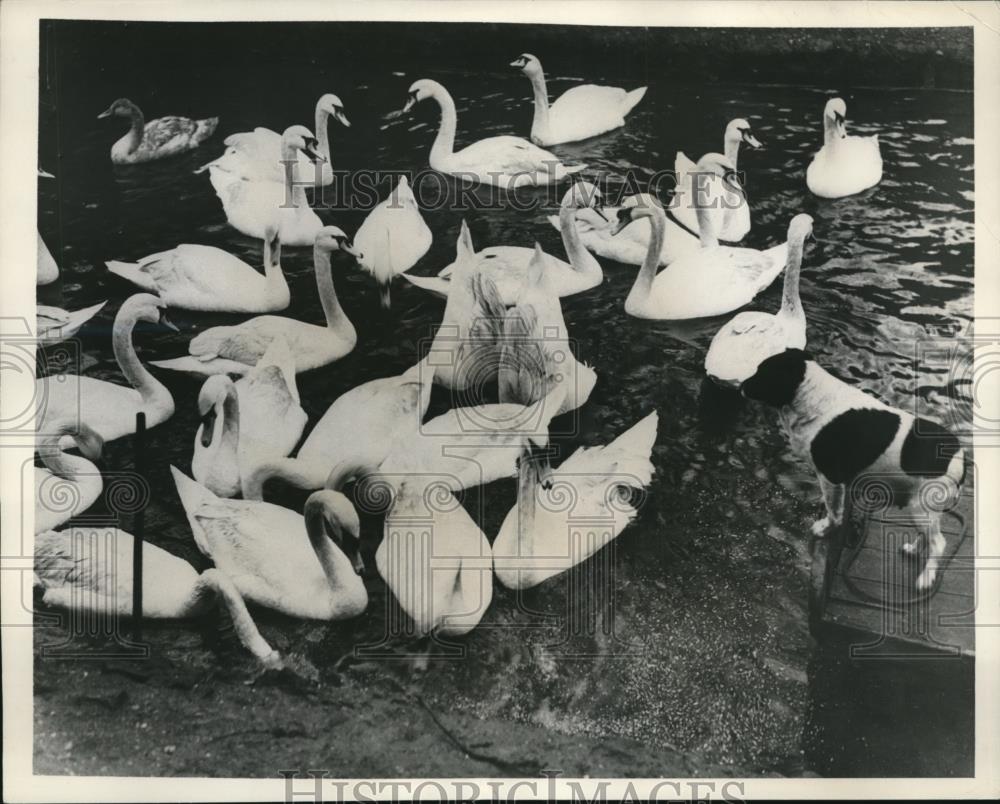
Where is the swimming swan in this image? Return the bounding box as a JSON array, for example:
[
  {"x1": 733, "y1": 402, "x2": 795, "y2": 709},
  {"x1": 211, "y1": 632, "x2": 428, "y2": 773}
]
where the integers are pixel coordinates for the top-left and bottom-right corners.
[
  {"x1": 498, "y1": 243, "x2": 597, "y2": 416},
  {"x1": 34, "y1": 422, "x2": 104, "y2": 534},
  {"x1": 511, "y1": 53, "x2": 646, "y2": 146},
  {"x1": 36, "y1": 301, "x2": 107, "y2": 343},
  {"x1": 151, "y1": 227, "x2": 361, "y2": 377},
  {"x1": 35, "y1": 294, "x2": 176, "y2": 443},
  {"x1": 354, "y1": 176, "x2": 432, "y2": 308},
  {"x1": 224, "y1": 94, "x2": 349, "y2": 185},
  {"x1": 615, "y1": 159, "x2": 788, "y2": 320},
  {"x1": 97, "y1": 98, "x2": 218, "y2": 164},
  {"x1": 493, "y1": 411, "x2": 658, "y2": 590},
  {"x1": 197, "y1": 125, "x2": 326, "y2": 246},
  {"x1": 704, "y1": 214, "x2": 813, "y2": 387},
  {"x1": 34, "y1": 528, "x2": 281, "y2": 666},
  {"x1": 105, "y1": 229, "x2": 289, "y2": 313},
  {"x1": 192, "y1": 337, "x2": 307, "y2": 498},
  {"x1": 672, "y1": 118, "x2": 762, "y2": 242},
  {"x1": 806, "y1": 98, "x2": 883, "y2": 198},
  {"x1": 400, "y1": 79, "x2": 586, "y2": 189},
  {"x1": 405, "y1": 182, "x2": 605, "y2": 304},
  {"x1": 172, "y1": 467, "x2": 368, "y2": 621},
  {"x1": 241, "y1": 359, "x2": 434, "y2": 499}
]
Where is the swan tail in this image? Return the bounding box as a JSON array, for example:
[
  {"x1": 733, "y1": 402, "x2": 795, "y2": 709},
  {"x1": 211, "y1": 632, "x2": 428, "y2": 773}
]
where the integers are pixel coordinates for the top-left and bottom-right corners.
[
  {"x1": 105, "y1": 261, "x2": 159, "y2": 292},
  {"x1": 622, "y1": 86, "x2": 648, "y2": 116},
  {"x1": 150, "y1": 356, "x2": 251, "y2": 378},
  {"x1": 401, "y1": 273, "x2": 450, "y2": 299},
  {"x1": 255, "y1": 335, "x2": 299, "y2": 402},
  {"x1": 470, "y1": 270, "x2": 507, "y2": 341},
  {"x1": 379, "y1": 282, "x2": 392, "y2": 309},
  {"x1": 604, "y1": 411, "x2": 658, "y2": 487},
  {"x1": 49, "y1": 301, "x2": 108, "y2": 339},
  {"x1": 170, "y1": 466, "x2": 218, "y2": 556}
]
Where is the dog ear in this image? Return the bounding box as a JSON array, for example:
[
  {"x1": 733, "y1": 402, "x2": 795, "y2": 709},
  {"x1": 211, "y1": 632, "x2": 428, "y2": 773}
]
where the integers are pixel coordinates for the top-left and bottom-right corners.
[{"x1": 739, "y1": 348, "x2": 809, "y2": 406}]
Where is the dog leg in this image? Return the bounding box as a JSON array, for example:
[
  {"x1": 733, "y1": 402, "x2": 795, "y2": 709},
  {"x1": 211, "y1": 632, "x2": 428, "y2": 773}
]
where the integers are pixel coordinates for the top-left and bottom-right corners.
[
  {"x1": 916, "y1": 518, "x2": 947, "y2": 591},
  {"x1": 812, "y1": 476, "x2": 845, "y2": 537}
]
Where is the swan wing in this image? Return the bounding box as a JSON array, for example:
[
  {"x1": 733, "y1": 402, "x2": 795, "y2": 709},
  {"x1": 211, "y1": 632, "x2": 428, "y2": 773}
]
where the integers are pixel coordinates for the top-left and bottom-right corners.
[{"x1": 453, "y1": 136, "x2": 562, "y2": 175}]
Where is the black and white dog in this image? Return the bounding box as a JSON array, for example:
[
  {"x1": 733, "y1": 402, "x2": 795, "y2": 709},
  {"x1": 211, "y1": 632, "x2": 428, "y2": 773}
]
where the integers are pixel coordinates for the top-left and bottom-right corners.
[{"x1": 740, "y1": 348, "x2": 965, "y2": 590}]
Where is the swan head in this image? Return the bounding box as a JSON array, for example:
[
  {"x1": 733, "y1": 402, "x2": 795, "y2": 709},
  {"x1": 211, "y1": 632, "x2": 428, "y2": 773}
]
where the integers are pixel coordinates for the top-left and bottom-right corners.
[
  {"x1": 282, "y1": 125, "x2": 325, "y2": 164},
  {"x1": 726, "y1": 118, "x2": 763, "y2": 149},
  {"x1": 118, "y1": 293, "x2": 178, "y2": 331},
  {"x1": 695, "y1": 152, "x2": 742, "y2": 195},
  {"x1": 402, "y1": 79, "x2": 443, "y2": 113},
  {"x1": 824, "y1": 97, "x2": 847, "y2": 124},
  {"x1": 788, "y1": 213, "x2": 814, "y2": 244},
  {"x1": 315, "y1": 225, "x2": 362, "y2": 260},
  {"x1": 611, "y1": 194, "x2": 664, "y2": 235},
  {"x1": 305, "y1": 489, "x2": 364, "y2": 574},
  {"x1": 196, "y1": 375, "x2": 235, "y2": 448},
  {"x1": 97, "y1": 98, "x2": 136, "y2": 120},
  {"x1": 317, "y1": 94, "x2": 350, "y2": 127},
  {"x1": 510, "y1": 53, "x2": 542, "y2": 76},
  {"x1": 561, "y1": 181, "x2": 602, "y2": 212}
]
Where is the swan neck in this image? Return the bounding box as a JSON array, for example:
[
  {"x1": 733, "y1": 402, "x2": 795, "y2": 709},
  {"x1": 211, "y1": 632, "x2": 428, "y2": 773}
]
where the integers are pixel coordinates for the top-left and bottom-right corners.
[
  {"x1": 628, "y1": 207, "x2": 665, "y2": 305},
  {"x1": 191, "y1": 570, "x2": 277, "y2": 662},
  {"x1": 781, "y1": 236, "x2": 805, "y2": 318},
  {"x1": 38, "y1": 429, "x2": 94, "y2": 480},
  {"x1": 112, "y1": 310, "x2": 165, "y2": 402},
  {"x1": 217, "y1": 383, "x2": 241, "y2": 458},
  {"x1": 263, "y1": 236, "x2": 286, "y2": 291},
  {"x1": 823, "y1": 117, "x2": 844, "y2": 147},
  {"x1": 313, "y1": 246, "x2": 350, "y2": 331},
  {"x1": 694, "y1": 200, "x2": 719, "y2": 248},
  {"x1": 429, "y1": 87, "x2": 457, "y2": 163},
  {"x1": 242, "y1": 457, "x2": 325, "y2": 500},
  {"x1": 282, "y1": 140, "x2": 309, "y2": 205},
  {"x1": 304, "y1": 500, "x2": 357, "y2": 590},
  {"x1": 527, "y1": 70, "x2": 551, "y2": 141},
  {"x1": 126, "y1": 105, "x2": 145, "y2": 153},
  {"x1": 315, "y1": 105, "x2": 332, "y2": 161},
  {"x1": 326, "y1": 458, "x2": 373, "y2": 492},
  {"x1": 559, "y1": 204, "x2": 601, "y2": 278},
  {"x1": 723, "y1": 136, "x2": 740, "y2": 169}
]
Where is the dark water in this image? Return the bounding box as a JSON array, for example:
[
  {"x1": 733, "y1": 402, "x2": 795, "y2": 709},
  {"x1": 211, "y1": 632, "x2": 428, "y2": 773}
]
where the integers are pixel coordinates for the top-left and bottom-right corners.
[{"x1": 37, "y1": 23, "x2": 973, "y2": 774}]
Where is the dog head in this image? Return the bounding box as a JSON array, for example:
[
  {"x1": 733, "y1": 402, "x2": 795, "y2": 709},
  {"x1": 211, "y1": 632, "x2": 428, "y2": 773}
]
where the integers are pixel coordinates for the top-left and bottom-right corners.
[{"x1": 739, "y1": 348, "x2": 810, "y2": 407}]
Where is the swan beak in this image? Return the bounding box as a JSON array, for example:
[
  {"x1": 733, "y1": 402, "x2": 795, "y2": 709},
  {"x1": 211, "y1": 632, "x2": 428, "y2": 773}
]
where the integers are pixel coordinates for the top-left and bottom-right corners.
[
  {"x1": 593, "y1": 208, "x2": 609, "y2": 222},
  {"x1": 510, "y1": 59, "x2": 525, "y2": 68},
  {"x1": 97, "y1": 108, "x2": 113, "y2": 120},
  {"x1": 160, "y1": 314, "x2": 180, "y2": 332},
  {"x1": 340, "y1": 239, "x2": 362, "y2": 259},
  {"x1": 38, "y1": 168, "x2": 55, "y2": 179},
  {"x1": 193, "y1": 157, "x2": 221, "y2": 174},
  {"x1": 744, "y1": 131, "x2": 763, "y2": 149},
  {"x1": 834, "y1": 112, "x2": 846, "y2": 125},
  {"x1": 303, "y1": 140, "x2": 326, "y2": 164},
  {"x1": 334, "y1": 109, "x2": 351, "y2": 128},
  {"x1": 401, "y1": 98, "x2": 416, "y2": 114},
  {"x1": 610, "y1": 208, "x2": 633, "y2": 236}
]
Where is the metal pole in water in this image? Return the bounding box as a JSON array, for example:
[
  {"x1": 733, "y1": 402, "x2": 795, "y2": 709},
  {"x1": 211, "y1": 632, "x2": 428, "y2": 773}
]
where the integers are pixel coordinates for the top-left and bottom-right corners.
[{"x1": 132, "y1": 411, "x2": 146, "y2": 640}]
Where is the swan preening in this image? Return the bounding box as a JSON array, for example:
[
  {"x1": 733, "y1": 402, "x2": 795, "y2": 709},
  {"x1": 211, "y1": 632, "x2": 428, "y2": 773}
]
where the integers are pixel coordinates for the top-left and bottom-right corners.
[
  {"x1": 354, "y1": 176, "x2": 432, "y2": 308},
  {"x1": 35, "y1": 294, "x2": 176, "y2": 444},
  {"x1": 806, "y1": 98, "x2": 883, "y2": 198},
  {"x1": 34, "y1": 421, "x2": 104, "y2": 534},
  {"x1": 98, "y1": 98, "x2": 218, "y2": 164},
  {"x1": 401, "y1": 79, "x2": 586, "y2": 188},
  {"x1": 197, "y1": 125, "x2": 326, "y2": 245},
  {"x1": 106, "y1": 230, "x2": 289, "y2": 313},
  {"x1": 405, "y1": 182, "x2": 605, "y2": 304},
  {"x1": 705, "y1": 214, "x2": 813, "y2": 386},
  {"x1": 151, "y1": 226, "x2": 360, "y2": 376},
  {"x1": 224, "y1": 93, "x2": 349, "y2": 185},
  {"x1": 34, "y1": 528, "x2": 281, "y2": 667},
  {"x1": 614, "y1": 156, "x2": 788, "y2": 320},
  {"x1": 511, "y1": 53, "x2": 647, "y2": 146}
]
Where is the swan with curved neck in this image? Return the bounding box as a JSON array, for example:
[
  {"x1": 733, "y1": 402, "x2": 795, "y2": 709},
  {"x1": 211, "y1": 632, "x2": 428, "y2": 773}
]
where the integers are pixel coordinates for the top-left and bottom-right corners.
[
  {"x1": 34, "y1": 529, "x2": 281, "y2": 668},
  {"x1": 192, "y1": 336, "x2": 307, "y2": 498},
  {"x1": 97, "y1": 97, "x2": 218, "y2": 164},
  {"x1": 672, "y1": 118, "x2": 762, "y2": 242},
  {"x1": 34, "y1": 421, "x2": 104, "y2": 533},
  {"x1": 613, "y1": 155, "x2": 789, "y2": 321},
  {"x1": 172, "y1": 467, "x2": 367, "y2": 621},
  {"x1": 224, "y1": 94, "x2": 349, "y2": 185},
  {"x1": 198, "y1": 125, "x2": 326, "y2": 246},
  {"x1": 151, "y1": 227, "x2": 361, "y2": 377},
  {"x1": 404, "y1": 182, "x2": 604, "y2": 305},
  {"x1": 400, "y1": 79, "x2": 586, "y2": 189},
  {"x1": 806, "y1": 98, "x2": 882, "y2": 198},
  {"x1": 35, "y1": 294, "x2": 176, "y2": 443},
  {"x1": 704, "y1": 214, "x2": 813, "y2": 386},
  {"x1": 105, "y1": 228, "x2": 289, "y2": 313},
  {"x1": 510, "y1": 53, "x2": 647, "y2": 147}
]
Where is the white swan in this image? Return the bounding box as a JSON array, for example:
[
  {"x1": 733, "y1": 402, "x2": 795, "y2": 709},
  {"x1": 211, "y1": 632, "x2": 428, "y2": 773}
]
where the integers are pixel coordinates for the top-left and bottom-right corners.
[
  {"x1": 197, "y1": 125, "x2": 325, "y2": 246},
  {"x1": 37, "y1": 169, "x2": 58, "y2": 285},
  {"x1": 34, "y1": 528, "x2": 280, "y2": 667},
  {"x1": 151, "y1": 227, "x2": 360, "y2": 377},
  {"x1": 223, "y1": 94, "x2": 349, "y2": 185},
  {"x1": 672, "y1": 118, "x2": 762, "y2": 242},
  {"x1": 806, "y1": 98, "x2": 883, "y2": 198},
  {"x1": 354, "y1": 176, "x2": 432, "y2": 307},
  {"x1": 35, "y1": 294, "x2": 176, "y2": 443},
  {"x1": 241, "y1": 359, "x2": 433, "y2": 499},
  {"x1": 192, "y1": 337, "x2": 307, "y2": 498},
  {"x1": 511, "y1": 53, "x2": 647, "y2": 146},
  {"x1": 172, "y1": 467, "x2": 368, "y2": 621},
  {"x1": 36, "y1": 301, "x2": 107, "y2": 343},
  {"x1": 705, "y1": 214, "x2": 813, "y2": 387},
  {"x1": 105, "y1": 230, "x2": 289, "y2": 313},
  {"x1": 498, "y1": 243, "x2": 597, "y2": 415},
  {"x1": 615, "y1": 161, "x2": 788, "y2": 320},
  {"x1": 405, "y1": 182, "x2": 605, "y2": 304},
  {"x1": 34, "y1": 422, "x2": 103, "y2": 533},
  {"x1": 97, "y1": 98, "x2": 218, "y2": 164},
  {"x1": 493, "y1": 411, "x2": 657, "y2": 590},
  {"x1": 401, "y1": 79, "x2": 586, "y2": 189}
]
